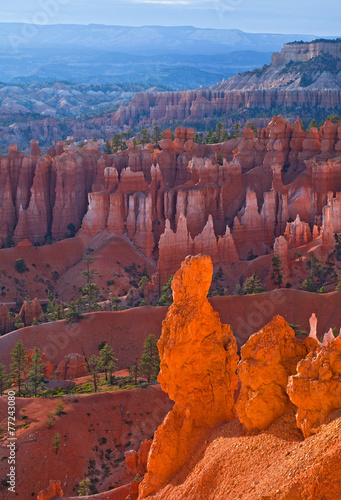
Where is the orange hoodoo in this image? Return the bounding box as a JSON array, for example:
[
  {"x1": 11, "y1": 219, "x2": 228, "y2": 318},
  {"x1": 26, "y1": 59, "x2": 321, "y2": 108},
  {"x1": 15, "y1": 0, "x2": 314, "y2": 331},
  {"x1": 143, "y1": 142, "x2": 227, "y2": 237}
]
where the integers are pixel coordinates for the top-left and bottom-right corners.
[{"x1": 139, "y1": 255, "x2": 239, "y2": 498}]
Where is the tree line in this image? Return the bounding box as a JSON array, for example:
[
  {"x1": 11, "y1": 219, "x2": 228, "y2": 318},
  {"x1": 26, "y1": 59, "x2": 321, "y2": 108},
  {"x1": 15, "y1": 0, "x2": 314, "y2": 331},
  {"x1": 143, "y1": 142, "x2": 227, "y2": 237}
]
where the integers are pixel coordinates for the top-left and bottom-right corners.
[{"x1": 0, "y1": 334, "x2": 160, "y2": 397}]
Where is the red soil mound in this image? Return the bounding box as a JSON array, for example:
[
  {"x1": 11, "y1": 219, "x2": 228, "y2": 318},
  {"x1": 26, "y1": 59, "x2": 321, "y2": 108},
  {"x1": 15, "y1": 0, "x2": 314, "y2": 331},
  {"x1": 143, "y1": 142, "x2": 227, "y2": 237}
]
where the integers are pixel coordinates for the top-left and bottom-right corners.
[
  {"x1": 0, "y1": 232, "x2": 155, "y2": 305},
  {"x1": 0, "y1": 307, "x2": 167, "y2": 370},
  {"x1": 0, "y1": 385, "x2": 172, "y2": 500}
]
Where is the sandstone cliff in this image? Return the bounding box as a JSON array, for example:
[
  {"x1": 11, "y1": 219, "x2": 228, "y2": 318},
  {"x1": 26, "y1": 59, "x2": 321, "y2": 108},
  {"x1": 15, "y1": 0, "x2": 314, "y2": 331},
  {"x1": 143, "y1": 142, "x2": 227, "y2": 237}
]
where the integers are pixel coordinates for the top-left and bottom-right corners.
[{"x1": 1, "y1": 116, "x2": 341, "y2": 289}]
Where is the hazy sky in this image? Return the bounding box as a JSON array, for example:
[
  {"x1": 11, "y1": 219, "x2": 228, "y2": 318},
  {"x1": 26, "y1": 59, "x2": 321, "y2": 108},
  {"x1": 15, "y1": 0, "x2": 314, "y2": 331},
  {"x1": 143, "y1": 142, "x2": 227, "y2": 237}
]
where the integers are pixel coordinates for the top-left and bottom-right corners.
[{"x1": 2, "y1": 0, "x2": 340, "y2": 36}]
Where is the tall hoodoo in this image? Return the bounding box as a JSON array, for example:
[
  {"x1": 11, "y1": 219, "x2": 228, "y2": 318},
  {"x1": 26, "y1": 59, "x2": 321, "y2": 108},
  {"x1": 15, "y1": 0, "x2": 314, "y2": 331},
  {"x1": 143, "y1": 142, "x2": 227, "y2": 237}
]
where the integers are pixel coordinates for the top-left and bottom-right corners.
[{"x1": 139, "y1": 255, "x2": 239, "y2": 498}]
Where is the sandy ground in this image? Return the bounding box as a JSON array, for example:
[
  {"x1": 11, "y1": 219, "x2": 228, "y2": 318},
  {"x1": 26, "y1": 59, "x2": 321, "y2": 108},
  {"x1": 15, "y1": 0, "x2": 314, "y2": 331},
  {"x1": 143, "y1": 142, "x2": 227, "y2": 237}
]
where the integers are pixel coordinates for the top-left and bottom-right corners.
[{"x1": 148, "y1": 405, "x2": 341, "y2": 500}]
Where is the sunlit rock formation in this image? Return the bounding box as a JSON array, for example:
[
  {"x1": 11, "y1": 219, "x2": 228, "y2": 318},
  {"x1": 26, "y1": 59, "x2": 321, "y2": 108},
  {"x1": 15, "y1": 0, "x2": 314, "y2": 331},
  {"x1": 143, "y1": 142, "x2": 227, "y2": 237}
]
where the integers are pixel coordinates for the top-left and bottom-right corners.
[
  {"x1": 287, "y1": 336, "x2": 341, "y2": 438},
  {"x1": 139, "y1": 255, "x2": 239, "y2": 497},
  {"x1": 236, "y1": 316, "x2": 312, "y2": 432}
]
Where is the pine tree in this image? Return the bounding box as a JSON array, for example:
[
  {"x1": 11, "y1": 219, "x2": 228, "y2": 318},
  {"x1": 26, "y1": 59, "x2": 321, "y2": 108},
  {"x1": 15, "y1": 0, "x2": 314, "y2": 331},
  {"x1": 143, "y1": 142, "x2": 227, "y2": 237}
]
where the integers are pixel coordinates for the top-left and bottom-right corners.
[
  {"x1": 55, "y1": 399, "x2": 65, "y2": 416},
  {"x1": 139, "y1": 335, "x2": 160, "y2": 382},
  {"x1": 242, "y1": 274, "x2": 266, "y2": 295},
  {"x1": 307, "y1": 118, "x2": 318, "y2": 130},
  {"x1": 53, "y1": 433, "x2": 61, "y2": 454},
  {"x1": 158, "y1": 275, "x2": 174, "y2": 306},
  {"x1": 140, "y1": 129, "x2": 150, "y2": 146},
  {"x1": 111, "y1": 134, "x2": 123, "y2": 153},
  {"x1": 129, "y1": 356, "x2": 139, "y2": 385},
  {"x1": 82, "y1": 282, "x2": 100, "y2": 312},
  {"x1": 215, "y1": 122, "x2": 223, "y2": 142},
  {"x1": 138, "y1": 275, "x2": 149, "y2": 298},
  {"x1": 88, "y1": 355, "x2": 102, "y2": 392},
  {"x1": 217, "y1": 152, "x2": 224, "y2": 166},
  {"x1": 232, "y1": 122, "x2": 242, "y2": 138},
  {"x1": 65, "y1": 300, "x2": 84, "y2": 321},
  {"x1": 104, "y1": 139, "x2": 112, "y2": 154},
  {"x1": 99, "y1": 344, "x2": 117, "y2": 381},
  {"x1": 0, "y1": 363, "x2": 8, "y2": 396},
  {"x1": 10, "y1": 340, "x2": 28, "y2": 397},
  {"x1": 152, "y1": 125, "x2": 162, "y2": 144},
  {"x1": 271, "y1": 254, "x2": 284, "y2": 288},
  {"x1": 82, "y1": 253, "x2": 95, "y2": 285},
  {"x1": 28, "y1": 347, "x2": 45, "y2": 397},
  {"x1": 78, "y1": 478, "x2": 91, "y2": 496}
]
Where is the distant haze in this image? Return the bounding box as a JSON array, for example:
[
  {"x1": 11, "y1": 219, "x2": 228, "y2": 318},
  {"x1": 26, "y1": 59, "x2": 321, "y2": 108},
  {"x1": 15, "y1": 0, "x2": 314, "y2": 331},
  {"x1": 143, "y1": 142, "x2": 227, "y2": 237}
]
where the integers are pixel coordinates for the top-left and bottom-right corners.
[
  {"x1": 1, "y1": 0, "x2": 340, "y2": 36},
  {"x1": 0, "y1": 24, "x2": 324, "y2": 55},
  {"x1": 0, "y1": 25, "x2": 336, "y2": 86}
]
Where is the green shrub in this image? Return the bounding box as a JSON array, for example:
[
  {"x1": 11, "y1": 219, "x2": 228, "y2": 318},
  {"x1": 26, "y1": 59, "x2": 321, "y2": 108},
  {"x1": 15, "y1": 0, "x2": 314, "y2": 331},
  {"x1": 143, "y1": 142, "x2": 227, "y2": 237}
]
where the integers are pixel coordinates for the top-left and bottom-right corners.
[
  {"x1": 53, "y1": 433, "x2": 61, "y2": 454},
  {"x1": 15, "y1": 258, "x2": 27, "y2": 273},
  {"x1": 45, "y1": 413, "x2": 55, "y2": 428},
  {"x1": 55, "y1": 400, "x2": 65, "y2": 416}
]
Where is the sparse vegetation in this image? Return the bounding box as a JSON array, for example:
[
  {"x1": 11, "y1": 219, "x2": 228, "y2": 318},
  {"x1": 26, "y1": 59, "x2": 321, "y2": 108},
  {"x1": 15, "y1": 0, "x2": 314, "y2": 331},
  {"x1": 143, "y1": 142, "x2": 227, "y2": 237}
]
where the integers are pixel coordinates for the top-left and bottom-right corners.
[
  {"x1": 88, "y1": 355, "x2": 102, "y2": 392},
  {"x1": 99, "y1": 344, "x2": 117, "y2": 383},
  {"x1": 10, "y1": 340, "x2": 28, "y2": 397},
  {"x1": 15, "y1": 258, "x2": 27, "y2": 274},
  {"x1": 78, "y1": 478, "x2": 91, "y2": 496},
  {"x1": 55, "y1": 400, "x2": 65, "y2": 416},
  {"x1": 52, "y1": 433, "x2": 61, "y2": 454},
  {"x1": 242, "y1": 274, "x2": 266, "y2": 295},
  {"x1": 139, "y1": 335, "x2": 160, "y2": 382},
  {"x1": 0, "y1": 364, "x2": 8, "y2": 396},
  {"x1": 271, "y1": 254, "x2": 284, "y2": 288},
  {"x1": 301, "y1": 257, "x2": 335, "y2": 293},
  {"x1": 27, "y1": 347, "x2": 45, "y2": 397},
  {"x1": 45, "y1": 413, "x2": 56, "y2": 428},
  {"x1": 158, "y1": 275, "x2": 174, "y2": 306}
]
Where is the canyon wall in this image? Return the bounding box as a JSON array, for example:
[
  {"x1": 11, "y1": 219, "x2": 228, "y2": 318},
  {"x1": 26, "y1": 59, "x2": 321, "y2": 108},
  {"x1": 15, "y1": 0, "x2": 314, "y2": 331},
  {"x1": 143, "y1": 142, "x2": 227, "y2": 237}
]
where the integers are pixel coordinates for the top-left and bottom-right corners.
[
  {"x1": 1, "y1": 117, "x2": 341, "y2": 286},
  {"x1": 111, "y1": 89, "x2": 341, "y2": 130},
  {"x1": 272, "y1": 40, "x2": 341, "y2": 65}
]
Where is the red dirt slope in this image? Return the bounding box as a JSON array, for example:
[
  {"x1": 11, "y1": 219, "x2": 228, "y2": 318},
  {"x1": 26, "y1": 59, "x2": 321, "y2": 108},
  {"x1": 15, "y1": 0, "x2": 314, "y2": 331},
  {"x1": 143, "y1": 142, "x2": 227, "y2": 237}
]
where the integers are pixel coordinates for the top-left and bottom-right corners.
[
  {"x1": 0, "y1": 232, "x2": 155, "y2": 304},
  {"x1": 0, "y1": 385, "x2": 172, "y2": 500}
]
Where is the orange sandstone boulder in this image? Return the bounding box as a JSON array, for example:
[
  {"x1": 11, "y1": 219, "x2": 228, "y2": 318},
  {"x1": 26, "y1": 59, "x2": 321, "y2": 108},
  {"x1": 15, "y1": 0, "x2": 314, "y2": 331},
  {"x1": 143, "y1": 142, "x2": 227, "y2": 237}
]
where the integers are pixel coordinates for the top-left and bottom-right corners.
[
  {"x1": 139, "y1": 255, "x2": 239, "y2": 498},
  {"x1": 18, "y1": 298, "x2": 43, "y2": 326},
  {"x1": 37, "y1": 479, "x2": 63, "y2": 500},
  {"x1": 125, "y1": 439, "x2": 152, "y2": 477},
  {"x1": 236, "y1": 315, "x2": 311, "y2": 432},
  {"x1": 287, "y1": 337, "x2": 341, "y2": 438},
  {"x1": 56, "y1": 353, "x2": 88, "y2": 380}
]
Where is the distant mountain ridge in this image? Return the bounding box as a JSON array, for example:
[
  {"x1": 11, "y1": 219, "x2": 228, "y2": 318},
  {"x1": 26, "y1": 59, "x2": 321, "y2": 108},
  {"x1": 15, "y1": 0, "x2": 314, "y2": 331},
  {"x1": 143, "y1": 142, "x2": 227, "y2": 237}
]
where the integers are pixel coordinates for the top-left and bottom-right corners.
[
  {"x1": 0, "y1": 24, "x2": 321, "y2": 55},
  {"x1": 0, "y1": 24, "x2": 334, "y2": 88},
  {"x1": 0, "y1": 35, "x2": 340, "y2": 150}
]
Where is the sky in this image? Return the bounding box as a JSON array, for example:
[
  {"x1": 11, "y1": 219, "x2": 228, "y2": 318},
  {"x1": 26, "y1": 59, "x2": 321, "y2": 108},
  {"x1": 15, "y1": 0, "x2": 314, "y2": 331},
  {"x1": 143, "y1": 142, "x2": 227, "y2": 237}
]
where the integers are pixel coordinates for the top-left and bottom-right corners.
[{"x1": 1, "y1": 0, "x2": 340, "y2": 36}]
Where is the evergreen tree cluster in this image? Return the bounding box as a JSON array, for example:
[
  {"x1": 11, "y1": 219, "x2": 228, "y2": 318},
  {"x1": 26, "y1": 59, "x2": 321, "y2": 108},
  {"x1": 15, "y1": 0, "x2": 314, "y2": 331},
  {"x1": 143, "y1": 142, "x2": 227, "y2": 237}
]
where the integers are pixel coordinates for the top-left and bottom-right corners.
[{"x1": 1, "y1": 334, "x2": 160, "y2": 397}]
